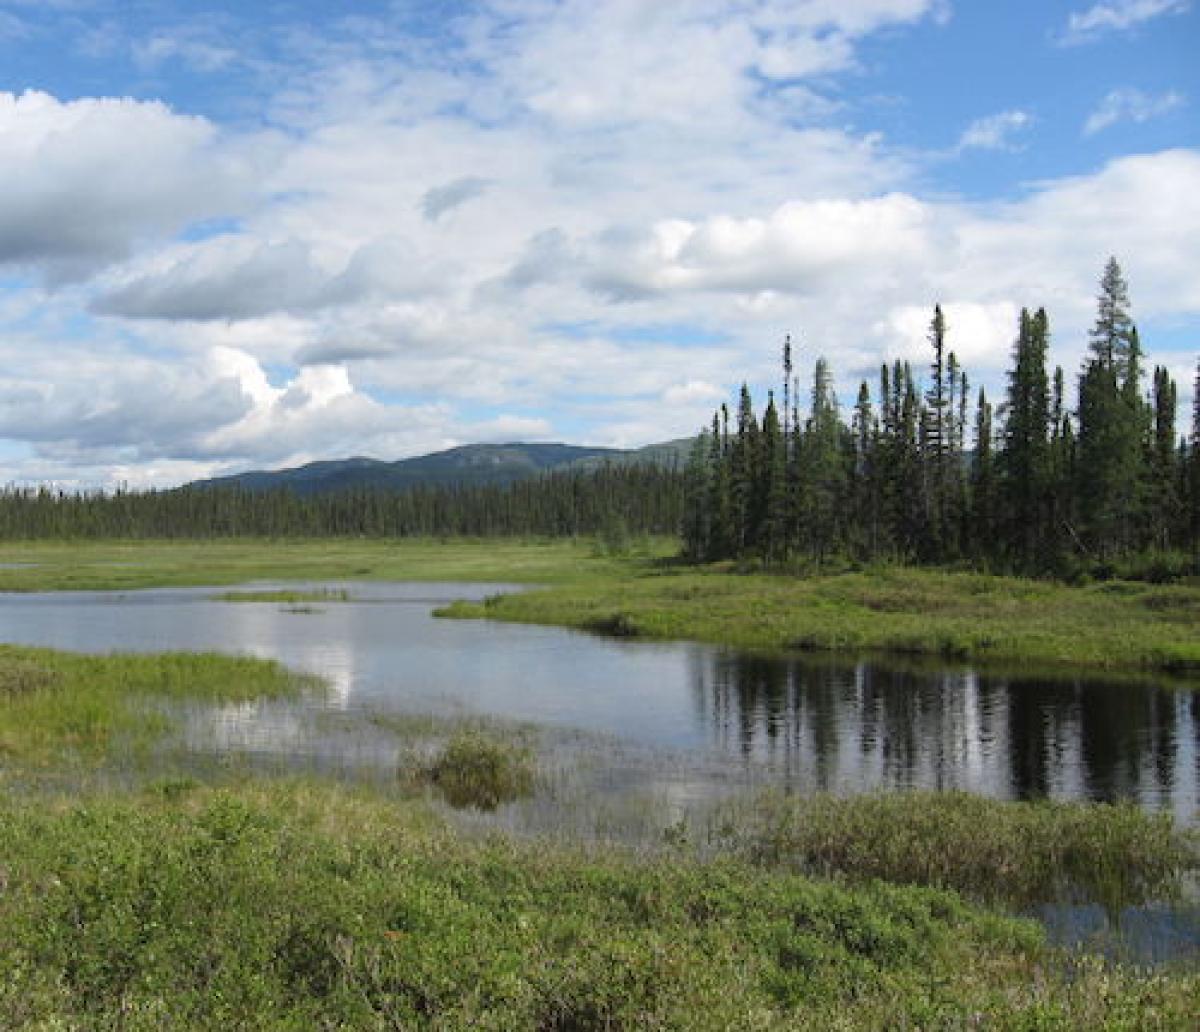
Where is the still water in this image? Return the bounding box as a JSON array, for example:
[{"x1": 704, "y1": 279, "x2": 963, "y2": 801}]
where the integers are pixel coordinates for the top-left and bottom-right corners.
[{"x1": 0, "y1": 581, "x2": 1195, "y2": 822}]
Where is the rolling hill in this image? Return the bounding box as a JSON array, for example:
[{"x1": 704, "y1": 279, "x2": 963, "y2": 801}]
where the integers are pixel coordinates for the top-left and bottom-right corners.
[{"x1": 188, "y1": 440, "x2": 692, "y2": 496}]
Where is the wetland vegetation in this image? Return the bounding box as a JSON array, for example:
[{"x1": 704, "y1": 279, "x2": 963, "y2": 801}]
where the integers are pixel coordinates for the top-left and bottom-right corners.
[{"x1": 3, "y1": 537, "x2": 1198, "y2": 676}]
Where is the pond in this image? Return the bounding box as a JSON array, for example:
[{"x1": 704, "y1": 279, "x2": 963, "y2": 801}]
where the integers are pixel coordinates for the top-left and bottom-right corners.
[
  {"x1": 1, "y1": 581, "x2": 1194, "y2": 815},
  {"x1": 1, "y1": 580, "x2": 1196, "y2": 962}
]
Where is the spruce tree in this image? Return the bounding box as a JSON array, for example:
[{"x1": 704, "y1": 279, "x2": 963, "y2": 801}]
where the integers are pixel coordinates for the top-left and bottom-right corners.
[
  {"x1": 923, "y1": 305, "x2": 951, "y2": 549},
  {"x1": 1149, "y1": 365, "x2": 1178, "y2": 549},
  {"x1": 1076, "y1": 258, "x2": 1145, "y2": 557},
  {"x1": 1000, "y1": 308, "x2": 1051, "y2": 567},
  {"x1": 970, "y1": 387, "x2": 995, "y2": 559}
]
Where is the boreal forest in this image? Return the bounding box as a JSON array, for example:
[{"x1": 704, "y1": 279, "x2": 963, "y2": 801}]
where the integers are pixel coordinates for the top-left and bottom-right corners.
[{"x1": 2, "y1": 258, "x2": 1198, "y2": 579}]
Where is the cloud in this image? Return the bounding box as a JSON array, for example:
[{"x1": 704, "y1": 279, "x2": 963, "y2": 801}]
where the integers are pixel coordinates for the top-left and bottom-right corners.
[
  {"x1": 93, "y1": 236, "x2": 451, "y2": 320},
  {"x1": 0, "y1": 90, "x2": 263, "y2": 281},
  {"x1": 1083, "y1": 88, "x2": 1185, "y2": 135},
  {"x1": 421, "y1": 177, "x2": 490, "y2": 221},
  {"x1": 1061, "y1": 0, "x2": 1190, "y2": 44},
  {"x1": 957, "y1": 110, "x2": 1032, "y2": 152},
  {"x1": 0, "y1": 3, "x2": 1196, "y2": 488},
  {"x1": 575, "y1": 194, "x2": 934, "y2": 299},
  {"x1": 133, "y1": 33, "x2": 237, "y2": 72}
]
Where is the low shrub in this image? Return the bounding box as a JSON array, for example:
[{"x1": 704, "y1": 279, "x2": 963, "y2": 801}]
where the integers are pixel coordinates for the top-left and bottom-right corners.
[{"x1": 425, "y1": 732, "x2": 535, "y2": 810}]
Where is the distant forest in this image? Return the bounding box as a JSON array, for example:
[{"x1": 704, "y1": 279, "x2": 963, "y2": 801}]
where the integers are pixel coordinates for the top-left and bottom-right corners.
[
  {"x1": 0, "y1": 464, "x2": 683, "y2": 542},
  {"x1": 2, "y1": 258, "x2": 1198, "y2": 576},
  {"x1": 682, "y1": 258, "x2": 1200, "y2": 575}
]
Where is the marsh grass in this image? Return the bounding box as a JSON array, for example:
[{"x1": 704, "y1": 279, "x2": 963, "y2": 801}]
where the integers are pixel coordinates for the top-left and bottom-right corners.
[
  {"x1": 423, "y1": 730, "x2": 536, "y2": 810},
  {"x1": 0, "y1": 780, "x2": 1195, "y2": 1030},
  {"x1": 445, "y1": 562, "x2": 1200, "y2": 676},
  {"x1": 719, "y1": 790, "x2": 1199, "y2": 912},
  {"x1": 216, "y1": 588, "x2": 350, "y2": 603},
  {"x1": 0, "y1": 646, "x2": 318, "y2": 765}
]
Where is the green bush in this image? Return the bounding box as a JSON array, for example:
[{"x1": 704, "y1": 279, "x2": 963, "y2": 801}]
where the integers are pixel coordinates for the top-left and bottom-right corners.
[
  {"x1": 0, "y1": 786, "x2": 1195, "y2": 1030},
  {"x1": 425, "y1": 732, "x2": 535, "y2": 810}
]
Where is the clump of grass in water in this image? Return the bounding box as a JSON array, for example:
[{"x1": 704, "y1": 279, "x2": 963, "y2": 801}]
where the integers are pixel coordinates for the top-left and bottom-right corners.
[
  {"x1": 424, "y1": 731, "x2": 535, "y2": 810},
  {"x1": 215, "y1": 588, "x2": 350, "y2": 604}
]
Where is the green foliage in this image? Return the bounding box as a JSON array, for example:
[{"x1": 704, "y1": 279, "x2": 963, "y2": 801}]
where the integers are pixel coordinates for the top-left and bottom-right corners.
[
  {"x1": 0, "y1": 646, "x2": 313, "y2": 763},
  {"x1": 0, "y1": 784, "x2": 1194, "y2": 1030},
  {"x1": 732, "y1": 791, "x2": 1197, "y2": 911},
  {"x1": 424, "y1": 731, "x2": 536, "y2": 810}
]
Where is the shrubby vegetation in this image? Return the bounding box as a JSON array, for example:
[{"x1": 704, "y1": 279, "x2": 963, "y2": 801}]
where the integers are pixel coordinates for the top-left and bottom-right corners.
[
  {"x1": 0, "y1": 783, "x2": 1196, "y2": 1030},
  {"x1": 424, "y1": 730, "x2": 536, "y2": 810}
]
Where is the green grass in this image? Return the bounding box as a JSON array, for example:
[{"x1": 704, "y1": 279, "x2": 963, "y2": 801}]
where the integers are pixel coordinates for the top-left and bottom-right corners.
[
  {"x1": 0, "y1": 537, "x2": 673, "y2": 592},
  {"x1": 440, "y1": 561, "x2": 1200, "y2": 676},
  {"x1": 423, "y1": 730, "x2": 536, "y2": 810},
  {"x1": 719, "y1": 790, "x2": 1198, "y2": 912},
  {"x1": 2, "y1": 538, "x2": 1197, "y2": 673},
  {"x1": 0, "y1": 781, "x2": 1195, "y2": 1031},
  {"x1": 0, "y1": 645, "x2": 317, "y2": 765}
]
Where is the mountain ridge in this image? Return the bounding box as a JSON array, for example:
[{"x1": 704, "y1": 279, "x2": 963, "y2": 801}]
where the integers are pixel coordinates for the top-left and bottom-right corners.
[{"x1": 187, "y1": 439, "x2": 692, "y2": 496}]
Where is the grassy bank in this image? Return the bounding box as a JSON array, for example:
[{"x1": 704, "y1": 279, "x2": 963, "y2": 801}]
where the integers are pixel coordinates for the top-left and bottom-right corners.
[
  {"x1": 3, "y1": 538, "x2": 1198, "y2": 673},
  {"x1": 439, "y1": 559, "x2": 1200, "y2": 675},
  {"x1": 0, "y1": 645, "x2": 316, "y2": 766},
  {"x1": 0, "y1": 781, "x2": 1195, "y2": 1031}
]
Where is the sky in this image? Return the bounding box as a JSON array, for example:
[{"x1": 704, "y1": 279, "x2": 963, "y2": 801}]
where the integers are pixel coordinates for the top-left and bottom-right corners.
[{"x1": 0, "y1": 0, "x2": 1197, "y2": 488}]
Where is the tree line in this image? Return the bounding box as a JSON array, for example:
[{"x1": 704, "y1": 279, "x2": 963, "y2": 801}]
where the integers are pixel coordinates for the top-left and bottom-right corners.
[
  {"x1": 0, "y1": 464, "x2": 684, "y2": 541},
  {"x1": 682, "y1": 258, "x2": 1200, "y2": 574}
]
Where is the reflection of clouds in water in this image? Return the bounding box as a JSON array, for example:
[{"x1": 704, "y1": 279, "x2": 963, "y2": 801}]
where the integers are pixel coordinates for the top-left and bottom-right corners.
[
  {"x1": 184, "y1": 699, "x2": 308, "y2": 753},
  {"x1": 0, "y1": 584, "x2": 1193, "y2": 822},
  {"x1": 210, "y1": 598, "x2": 359, "y2": 710}
]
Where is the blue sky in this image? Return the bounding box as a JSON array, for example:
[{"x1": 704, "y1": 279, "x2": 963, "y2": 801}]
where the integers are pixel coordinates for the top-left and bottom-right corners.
[{"x1": 0, "y1": 0, "x2": 1197, "y2": 486}]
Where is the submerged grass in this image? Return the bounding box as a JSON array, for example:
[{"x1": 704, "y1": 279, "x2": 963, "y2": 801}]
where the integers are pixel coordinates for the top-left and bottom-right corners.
[
  {"x1": 215, "y1": 587, "x2": 350, "y2": 603},
  {"x1": 0, "y1": 645, "x2": 317, "y2": 765},
  {"x1": 0, "y1": 780, "x2": 1196, "y2": 1031}
]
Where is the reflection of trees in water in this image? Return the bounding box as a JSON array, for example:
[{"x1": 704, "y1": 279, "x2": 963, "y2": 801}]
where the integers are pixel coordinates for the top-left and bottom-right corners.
[
  {"x1": 1005, "y1": 676, "x2": 1183, "y2": 806},
  {"x1": 694, "y1": 651, "x2": 1191, "y2": 809}
]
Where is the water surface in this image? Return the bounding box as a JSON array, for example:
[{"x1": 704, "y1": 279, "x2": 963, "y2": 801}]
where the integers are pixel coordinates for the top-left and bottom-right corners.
[{"x1": 0, "y1": 581, "x2": 1195, "y2": 819}]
